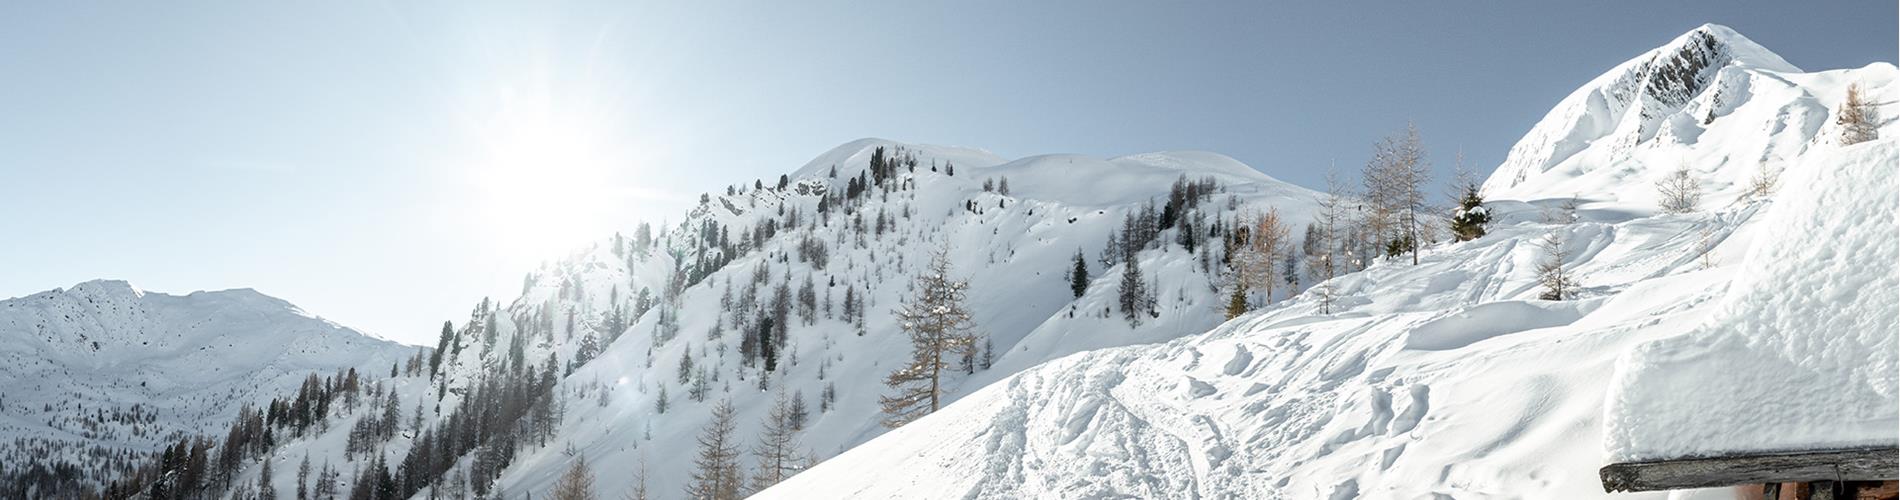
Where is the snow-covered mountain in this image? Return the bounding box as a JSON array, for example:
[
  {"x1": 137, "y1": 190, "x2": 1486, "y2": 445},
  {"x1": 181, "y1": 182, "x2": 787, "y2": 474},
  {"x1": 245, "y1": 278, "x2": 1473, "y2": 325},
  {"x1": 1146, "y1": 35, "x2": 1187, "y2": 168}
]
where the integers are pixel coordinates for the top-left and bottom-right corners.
[
  {"x1": 0, "y1": 280, "x2": 416, "y2": 488},
  {"x1": 761, "y1": 24, "x2": 1898, "y2": 499},
  {"x1": 192, "y1": 135, "x2": 1329, "y2": 499},
  {"x1": 77, "y1": 22, "x2": 1893, "y2": 500},
  {"x1": 1486, "y1": 24, "x2": 1871, "y2": 211}
]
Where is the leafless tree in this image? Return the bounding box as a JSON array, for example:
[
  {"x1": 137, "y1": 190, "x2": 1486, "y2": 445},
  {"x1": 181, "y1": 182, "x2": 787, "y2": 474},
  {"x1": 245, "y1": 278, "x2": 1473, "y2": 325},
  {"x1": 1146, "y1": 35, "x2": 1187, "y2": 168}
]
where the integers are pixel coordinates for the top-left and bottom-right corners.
[
  {"x1": 1656, "y1": 165, "x2": 1702, "y2": 214},
  {"x1": 1838, "y1": 82, "x2": 1880, "y2": 145}
]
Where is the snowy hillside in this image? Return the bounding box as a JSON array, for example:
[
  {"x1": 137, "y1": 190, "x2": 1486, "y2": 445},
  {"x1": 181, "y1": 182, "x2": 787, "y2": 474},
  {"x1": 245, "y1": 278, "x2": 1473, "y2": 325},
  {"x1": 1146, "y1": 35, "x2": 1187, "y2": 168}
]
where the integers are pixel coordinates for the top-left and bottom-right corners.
[
  {"x1": 762, "y1": 25, "x2": 1898, "y2": 499},
  {"x1": 197, "y1": 136, "x2": 1330, "y2": 499},
  {"x1": 0, "y1": 280, "x2": 416, "y2": 490}
]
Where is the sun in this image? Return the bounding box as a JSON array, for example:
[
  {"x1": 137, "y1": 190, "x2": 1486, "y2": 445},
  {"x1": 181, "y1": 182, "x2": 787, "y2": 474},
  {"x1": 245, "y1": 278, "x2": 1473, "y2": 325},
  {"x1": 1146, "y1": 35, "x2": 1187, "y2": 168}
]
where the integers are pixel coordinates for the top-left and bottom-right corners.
[{"x1": 472, "y1": 89, "x2": 620, "y2": 265}]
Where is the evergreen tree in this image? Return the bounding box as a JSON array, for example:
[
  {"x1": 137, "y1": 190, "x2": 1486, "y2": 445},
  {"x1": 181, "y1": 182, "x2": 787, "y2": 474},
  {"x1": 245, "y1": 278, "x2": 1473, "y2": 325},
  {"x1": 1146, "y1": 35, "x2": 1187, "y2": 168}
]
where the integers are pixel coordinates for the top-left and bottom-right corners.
[
  {"x1": 1069, "y1": 248, "x2": 1090, "y2": 299},
  {"x1": 677, "y1": 350, "x2": 695, "y2": 385},
  {"x1": 258, "y1": 457, "x2": 278, "y2": 500},
  {"x1": 655, "y1": 384, "x2": 670, "y2": 414},
  {"x1": 1225, "y1": 284, "x2": 1248, "y2": 320},
  {"x1": 430, "y1": 321, "x2": 452, "y2": 376},
  {"x1": 1449, "y1": 182, "x2": 1489, "y2": 241},
  {"x1": 881, "y1": 247, "x2": 979, "y2": 427},
  {"x1": 1118, "y1": 255, "x2": 1148, "y2": 326},
  {"x1": 297, "y1": 453, "x2": 312, "y2": 500},
  {"x1": 686, "y1": 400, "x2": 745, "y2": 500}
]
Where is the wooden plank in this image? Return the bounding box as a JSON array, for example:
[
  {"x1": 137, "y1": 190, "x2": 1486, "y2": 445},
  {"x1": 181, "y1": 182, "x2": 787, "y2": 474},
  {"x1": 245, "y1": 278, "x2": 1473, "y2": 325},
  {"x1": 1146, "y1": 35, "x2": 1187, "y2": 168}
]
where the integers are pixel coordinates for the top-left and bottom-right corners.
[{"x1": 1600, "y1": 448, "x2": 1899, "y2": 492}]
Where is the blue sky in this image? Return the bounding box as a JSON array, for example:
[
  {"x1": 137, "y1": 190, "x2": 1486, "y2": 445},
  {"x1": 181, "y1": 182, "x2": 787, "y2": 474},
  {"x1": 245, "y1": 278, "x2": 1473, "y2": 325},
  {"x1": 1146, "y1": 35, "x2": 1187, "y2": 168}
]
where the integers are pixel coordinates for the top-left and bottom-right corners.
[{"x1": 1, "y1": 2, "x2": 1892, "y2": 345}]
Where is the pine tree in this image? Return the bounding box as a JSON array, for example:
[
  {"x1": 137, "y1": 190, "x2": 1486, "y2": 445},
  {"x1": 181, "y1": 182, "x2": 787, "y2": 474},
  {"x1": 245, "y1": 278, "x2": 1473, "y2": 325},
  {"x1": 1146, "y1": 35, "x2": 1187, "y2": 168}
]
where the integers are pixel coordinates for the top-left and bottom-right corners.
[
  {"x1": 1449, "y1": 182, "x2": 1489, "y2": 241},
  {"x1": 686, "y1": 400, "x2": 745, "y2": 500},
  {"x1": 677, "y1": 350, "x2": 694, "y2": 385},
  {"x1": 1224, "y1": 283, "x2": 1248, "y2": 320},
  {"x1": 297, "y1": 452, "x2": 312, "y2": 500},
  {"x1": 881, "y1": 247, "x2": 979, "y2": 428},
  {"x1": 315, "y1": 461, "x2": 340, "y2": 500},
  {"x1": 1068, "y1": 248, "x2": 1090, "y2": 299},
  {"x1": 788, "y1": 391, "x2": 809, "y2": 431},
  {"x1": 1118, "y1": 255, "x2": 1148, "y2": 326},
  {"x1": 1838, "y1": 82, "x2": 1880, "y2": 145},
  {"x1": 749, "y1": 391, "x2": 808, "y2": 493},
  {"x1": 550, "y1": 456, "x2": 596, "y2": 500},
  {"x1": 258, "y1": 457, "x2": 278, "y2": 500},
  {"x1": 655, "y1": 385, "x2": 670, "y2": 414},
  {"x1": 430, "y1": 321, "x2": 452, "y2": 376}
]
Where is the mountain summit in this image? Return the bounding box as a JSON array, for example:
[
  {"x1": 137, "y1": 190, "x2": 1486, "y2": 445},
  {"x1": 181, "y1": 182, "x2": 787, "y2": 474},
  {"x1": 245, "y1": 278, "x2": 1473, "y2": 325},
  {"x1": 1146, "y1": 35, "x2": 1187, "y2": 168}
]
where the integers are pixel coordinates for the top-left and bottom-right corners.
[{"x1": 1482, "y1": 24, "x2": 1859, "y2": 208}]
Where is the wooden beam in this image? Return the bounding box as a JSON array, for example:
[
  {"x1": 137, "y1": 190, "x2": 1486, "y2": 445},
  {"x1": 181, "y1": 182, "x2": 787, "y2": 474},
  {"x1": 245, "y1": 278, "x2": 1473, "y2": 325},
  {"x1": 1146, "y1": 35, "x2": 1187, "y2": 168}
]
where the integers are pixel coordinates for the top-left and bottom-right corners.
[{"x1": 1600, "y1": 447, "x2": 1899, "y2": 492}]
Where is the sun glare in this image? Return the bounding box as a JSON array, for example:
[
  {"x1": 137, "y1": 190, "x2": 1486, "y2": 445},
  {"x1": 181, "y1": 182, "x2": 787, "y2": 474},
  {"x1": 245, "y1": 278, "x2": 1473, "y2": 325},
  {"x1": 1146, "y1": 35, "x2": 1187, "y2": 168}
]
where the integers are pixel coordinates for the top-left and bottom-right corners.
[{"x1": 473, "y1": 89, "x2": 619, "y2": 265}]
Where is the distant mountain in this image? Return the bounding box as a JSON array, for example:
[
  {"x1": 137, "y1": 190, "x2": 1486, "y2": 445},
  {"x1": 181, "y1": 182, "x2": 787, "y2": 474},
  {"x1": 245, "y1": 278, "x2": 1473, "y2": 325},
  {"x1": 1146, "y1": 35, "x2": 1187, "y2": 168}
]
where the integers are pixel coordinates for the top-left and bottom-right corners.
[
  {"x1": 763, "y1": 24, "x2": 1898, "y2": 498},
  {"x1": 0, "y1": 280, "x2": 416, "y2": 490}
]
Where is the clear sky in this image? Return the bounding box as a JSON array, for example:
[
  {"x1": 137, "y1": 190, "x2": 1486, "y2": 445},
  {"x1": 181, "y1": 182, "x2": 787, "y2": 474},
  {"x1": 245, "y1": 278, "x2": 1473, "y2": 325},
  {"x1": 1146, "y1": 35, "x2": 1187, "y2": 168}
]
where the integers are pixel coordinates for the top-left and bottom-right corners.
[{"x1": 1, "y1": 2, "x2": 1892, "y2": 345}]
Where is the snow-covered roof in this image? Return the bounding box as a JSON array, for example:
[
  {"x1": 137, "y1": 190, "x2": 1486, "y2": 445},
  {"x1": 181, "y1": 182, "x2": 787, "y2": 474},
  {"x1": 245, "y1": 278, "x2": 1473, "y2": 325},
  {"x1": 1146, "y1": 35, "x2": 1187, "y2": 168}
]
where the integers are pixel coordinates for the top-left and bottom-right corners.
[{"x1": 1602, "y1": 139, "x2": 1899, "y2": 463}]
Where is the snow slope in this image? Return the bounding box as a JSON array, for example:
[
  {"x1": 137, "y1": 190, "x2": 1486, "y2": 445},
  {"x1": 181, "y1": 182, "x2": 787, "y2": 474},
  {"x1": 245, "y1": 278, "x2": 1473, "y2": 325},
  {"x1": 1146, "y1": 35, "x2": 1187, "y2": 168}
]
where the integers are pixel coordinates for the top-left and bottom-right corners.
[
  {"x1": 486, "y1": 142, "x2": 1326, "y2": 498},
  {"x1": 763, "y1": 25, "x2": 1898, "y2": 499},
  {"x1": 1604, "y1": 139, "x2": 1898, "y2": 462},
  {"x1": 0, "y1": 280, "x2": 416, "y2": 474}
]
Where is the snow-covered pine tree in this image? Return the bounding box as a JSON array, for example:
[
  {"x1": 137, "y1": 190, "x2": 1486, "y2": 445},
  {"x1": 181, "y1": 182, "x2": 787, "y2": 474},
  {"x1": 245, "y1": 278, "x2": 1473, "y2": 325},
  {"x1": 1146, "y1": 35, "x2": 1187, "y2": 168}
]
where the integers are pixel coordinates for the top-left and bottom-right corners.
[
  {"x1": 686, "y1": 400, "x2": 744, "y2": 500},
  {"x1": 880, "y1": 247, "x2": 979, "y2": 428},
  {"x1": 1449, "y1": 182, "x2": 1489, "y2": 241}
]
